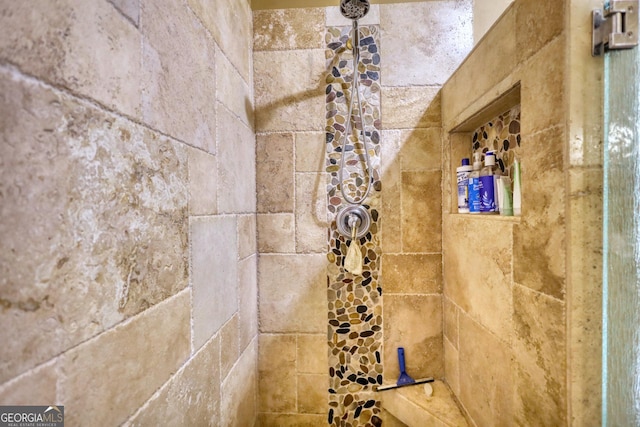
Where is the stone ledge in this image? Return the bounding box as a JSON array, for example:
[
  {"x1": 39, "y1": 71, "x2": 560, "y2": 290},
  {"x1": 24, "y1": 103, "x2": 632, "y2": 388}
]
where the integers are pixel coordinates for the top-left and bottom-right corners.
[{"x1": 380, "y1": 380, "x2": 470, "y2": 427}]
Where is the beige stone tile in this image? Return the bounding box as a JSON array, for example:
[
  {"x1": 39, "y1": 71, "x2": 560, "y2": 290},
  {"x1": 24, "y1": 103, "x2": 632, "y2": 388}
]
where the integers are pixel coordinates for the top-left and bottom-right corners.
[
  {"x1": 0, "y1": 0, "x2": 141, "y2": 118},
  {"x1": 442, "y1": 132, "x2": 453, "y2": 214},
  {"x1": 188, "y1": 0, "x2": 252, "y2": 82},
  {"x1": 215, "y1": 46, "x2": 253, "y2": 129},
  {"x1": 514, "y1": 126, "x2": 565, "y2": 300},
  {"x1": 238, "y1": 214, "x2": 257, "y2": 259},
  {"x1": 60, "y1": 291, "x2": 190, "y2": 427},
  {"x1": 253, "y1": 8, "x2": 325, "y2": 51},
  {"x1": 381, "y1": 130, "x2": 402, "y2": 253},
  {"x1": 326, "y1": 5, "x2": 380, "y2": 26},
  {"x1": 217, "y1": 105, "x2": 256, "y2": 214},
  {"x1": 382, "y1": 380, "x2": 469, "y2": 427},
  {"x1": 257, "y1": 213, "x2": 296, "y2": 253},
  {"x1": 520, "y1": 124, "x2": 565, "y2": 215},
  {"x1": 296, "y1": 132, "x2": 326, "y2": 173},
  {"x1": 443, "y1": 297, "x2": 458, "y2": 347},
  {"x1": 519, "y1": 36, "x2": 566, "y2": 135},
  {"x1": 238, "y1": 256, "x2": 258, "y2": 352},
  {"x1": 258, "y1": 255, "x2": 326, "y2": 333},
  {"x1": 444, "y1": 337, "x2": 460, "y2": 398},
  {"x1": 441, "y1": 6, "x2": 516, "y2": 125},
  {"x1": 0, "y1": 73, "x2": 188, "y2": 382},
  {"x1": 0, "y1": 361, "x2": 57, "y2": 405},
  {"x1": 381, "y1": 130, "x2": 402, "y2": 177},
  {"x1": 126, "y1": 334, "x2": 220, "y2": 426},
  {"x1": 296, "y1": 173, "x2": 329, "y2": 253},
  {"x1": 473, "y1": 0, "x2": 513, "y2": 42},
  {"x1": 380, "y1": 2, "x2": 473, "y2": 86},
  {"x1": 458, "y1": 313, "x2": 513, "y2": 426},
  {"x1": 383, "y1": 295, "x2": 443, "y2": 381},
  {"x1": 383, "y1": 254, "x2": 442, "y2": 294},
  {"x1": 297, "y1": 334, "x2": 327, "y2": 375},
  {"x1": 298, "y1": 373, "x2": 327, "y2": 414},
  {"x1": 382, "y1": 87, "x2": 441, "y2": 130},
  {"x1": 512, "y1": 285, "x2": 566, "y2": 426},
  {"x1": 568, "y1": 0, "x2": 604, "y2": 168},
  {"x1": 402, "y1": 171, "x2": 442, "y2": 253},
  {"x1": 141, "y1": 0, "x2": 216, "y2": 151},
  {"x1": 443, "y1": 215, "x2": 513, "y2": 341},
  {"x1": 259, "y1": 413, "x2": 326, "y2": 427},
  {"x1": 109, "y1": 0, "x2": 139, "y2": 24},
  {"x1": 220, "y1": 314, "x2": 240, "y2": 381},
  {"x1": 254, "y1": 50, "x2": 325, "y2": 132},
  {"x1": 515, "y1": 0, "x2": 564, "y2": 64},
  {"x1": 568, "y1": 167, "x2": 603, "y2": 424},
  {"x1": 400, "y1": 128, "x2": 442, "y2": 171},
  {"x1": 190, "y1": 216, "x2": 238, "y2": 350},
  {"x1": 188, "y1": 147, "x2": 217, "y2": 215},
  {"x1": 379, "y1": 410, "x2": 409, "y2": 427},
  {"x1": 257, "y1": 133, "x2": 294, "y2": 213},
  {"x1": 259, "y1": 334, "x2": 297, "y2": 413},
  {"x1": 221, "y1": 339, "x2": 258, "y2": 427}
]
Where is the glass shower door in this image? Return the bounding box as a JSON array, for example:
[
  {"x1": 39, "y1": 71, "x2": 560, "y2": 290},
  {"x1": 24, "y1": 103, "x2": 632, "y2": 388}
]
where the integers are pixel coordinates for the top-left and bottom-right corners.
[{"x1": 602, "y1": 36, "x2": 640, "y2": 426}]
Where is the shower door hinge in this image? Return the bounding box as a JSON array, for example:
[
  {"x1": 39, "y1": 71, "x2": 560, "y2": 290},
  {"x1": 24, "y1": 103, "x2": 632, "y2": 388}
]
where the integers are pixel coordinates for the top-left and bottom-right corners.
[{"x1": 592, "y1": 0, "x2": 639, "y2": 56}]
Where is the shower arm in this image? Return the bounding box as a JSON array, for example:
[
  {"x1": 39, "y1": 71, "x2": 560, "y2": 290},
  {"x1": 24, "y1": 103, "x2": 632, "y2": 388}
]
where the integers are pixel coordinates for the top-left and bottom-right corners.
[{"x1": 339, "y1": 19, "x2": 374, "y2": 206}]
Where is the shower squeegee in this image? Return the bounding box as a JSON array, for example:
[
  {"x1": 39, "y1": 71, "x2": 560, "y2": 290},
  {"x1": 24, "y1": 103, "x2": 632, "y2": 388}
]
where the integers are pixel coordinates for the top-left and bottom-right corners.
[{"x1": 376, "y1": 347, "x2": 434, "y2": 392}]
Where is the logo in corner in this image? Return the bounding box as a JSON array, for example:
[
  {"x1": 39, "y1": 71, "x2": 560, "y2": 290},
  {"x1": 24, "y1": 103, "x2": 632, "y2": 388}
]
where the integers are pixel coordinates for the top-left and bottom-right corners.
[{"x1": 0, "y1": 405, "x2": 64, "y2": 426}]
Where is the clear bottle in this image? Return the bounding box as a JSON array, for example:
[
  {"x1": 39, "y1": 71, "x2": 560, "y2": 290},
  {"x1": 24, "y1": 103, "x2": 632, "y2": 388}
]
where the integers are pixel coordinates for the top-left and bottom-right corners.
[
  {"x1": 479, "y1": 151, "x2": 500, "y2": 214},
  {"x1": 468, "y1": 152, "x2": 483, "y2": 214},
  {"x1": 512, "y1": 157, "x2": 522, "y2": 216}
]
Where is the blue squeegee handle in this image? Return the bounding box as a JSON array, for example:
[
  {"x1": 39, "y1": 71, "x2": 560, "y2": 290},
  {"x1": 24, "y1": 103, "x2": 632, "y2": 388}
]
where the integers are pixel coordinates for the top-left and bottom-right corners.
[{"x1": 398, "y1": 347, "x2": 407, "y2": 373}]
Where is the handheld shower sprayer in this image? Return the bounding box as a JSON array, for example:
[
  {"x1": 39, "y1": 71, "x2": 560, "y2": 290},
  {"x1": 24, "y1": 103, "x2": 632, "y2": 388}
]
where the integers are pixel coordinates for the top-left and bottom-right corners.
[{"x1": 337, "y1": 0, "x2": 373, "y2": 206}]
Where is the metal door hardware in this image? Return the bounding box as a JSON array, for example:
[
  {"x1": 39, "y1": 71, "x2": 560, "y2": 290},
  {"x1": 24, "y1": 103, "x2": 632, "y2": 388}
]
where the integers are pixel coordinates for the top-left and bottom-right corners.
[{"x1": 593, "y1": 0, "x2": 639, "y2": 56}]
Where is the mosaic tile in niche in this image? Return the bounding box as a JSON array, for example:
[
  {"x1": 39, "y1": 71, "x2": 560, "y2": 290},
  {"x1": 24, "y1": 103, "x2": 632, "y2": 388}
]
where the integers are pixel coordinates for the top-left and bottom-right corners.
[{"x1": 472, "y1": 105, "x2": 521, "y2": 174}]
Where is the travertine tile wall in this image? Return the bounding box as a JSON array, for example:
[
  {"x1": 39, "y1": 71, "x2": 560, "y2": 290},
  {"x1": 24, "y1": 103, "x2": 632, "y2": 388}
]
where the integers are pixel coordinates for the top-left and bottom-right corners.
[
  {"x1": 441, "y1": 0, "x2": 603, "y2": 425},
  {"x1": 253, "y1": 7, "x2": 329, "y2": 426},
  {"x1": 567, "y1": 0, "x2": 604, "y2": 424},
  {"x1": 254, "y1": 2, "x2": 472, "y2": 425},
  {"x1": 0, "y1": 0, "x2": 258, "y2": 425},
  {"x1": 379, "y1": 0, "x2": 472, "y2": 392}
]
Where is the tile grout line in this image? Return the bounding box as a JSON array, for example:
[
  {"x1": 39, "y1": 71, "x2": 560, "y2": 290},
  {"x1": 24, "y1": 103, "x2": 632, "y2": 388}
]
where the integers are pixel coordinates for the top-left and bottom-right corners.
[{"x1": 0, "y1": 61, "x2": 207, "y2": 152}]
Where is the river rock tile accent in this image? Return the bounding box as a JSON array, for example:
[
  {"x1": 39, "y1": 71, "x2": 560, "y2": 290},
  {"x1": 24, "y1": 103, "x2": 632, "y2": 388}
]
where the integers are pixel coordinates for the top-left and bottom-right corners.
[
  {"x1": 325, "y1": 25, "x2": 382, "y2": 209},
  {"x1": 472, "y1": 105, "x2": 521, "y2": 174},
  {"x1": 326, "y1": 25, "x2": 383, "y2": 427}
]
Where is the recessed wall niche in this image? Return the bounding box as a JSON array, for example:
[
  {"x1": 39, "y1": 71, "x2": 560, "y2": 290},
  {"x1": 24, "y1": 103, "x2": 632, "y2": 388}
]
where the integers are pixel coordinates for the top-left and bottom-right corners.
[{"x1": 448, "y1": 83, "x2": 521, "y2": 215}]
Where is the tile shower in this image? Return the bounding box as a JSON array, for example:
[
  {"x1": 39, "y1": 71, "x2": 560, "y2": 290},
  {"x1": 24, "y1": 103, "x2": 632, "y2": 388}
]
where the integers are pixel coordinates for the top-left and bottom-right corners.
[
  {"x1": 0, "y1": 0, "x2": 604, "y2": 425},
  {"x1": 256, "y1": 0, "x2": 603, "y2": 425},
  {"x1": 255, "y1": 3, "x2": 471, "y2": 425}
]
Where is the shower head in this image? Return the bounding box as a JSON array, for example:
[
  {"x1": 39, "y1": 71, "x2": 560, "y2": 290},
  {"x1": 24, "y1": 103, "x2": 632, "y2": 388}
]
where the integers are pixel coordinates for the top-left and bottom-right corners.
[{"x1": 340, "y1": 0, "x2": 370, "y2": 20}]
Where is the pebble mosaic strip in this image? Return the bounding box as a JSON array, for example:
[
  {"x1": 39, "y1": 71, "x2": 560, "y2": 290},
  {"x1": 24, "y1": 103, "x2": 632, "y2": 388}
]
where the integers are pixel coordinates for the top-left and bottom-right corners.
[
  {"x1": 326, "y1": 25, "x2": 383, "y2": 427},
  {"x1": 472, "y1": 105, "x2": 521, "y2": 175}
]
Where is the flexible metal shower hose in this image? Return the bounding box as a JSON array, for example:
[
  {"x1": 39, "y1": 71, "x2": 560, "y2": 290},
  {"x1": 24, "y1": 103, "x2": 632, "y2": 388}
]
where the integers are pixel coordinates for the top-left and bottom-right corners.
[{"x1": 339, "y1": 19, "x2": 373, "y2": 206}]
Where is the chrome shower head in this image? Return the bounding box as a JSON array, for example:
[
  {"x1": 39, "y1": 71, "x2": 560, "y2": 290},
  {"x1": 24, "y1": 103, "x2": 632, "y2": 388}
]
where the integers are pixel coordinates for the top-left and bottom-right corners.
[{"x1": 340, "y1": 0, "x2": 370, "y2": 20}]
